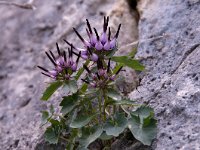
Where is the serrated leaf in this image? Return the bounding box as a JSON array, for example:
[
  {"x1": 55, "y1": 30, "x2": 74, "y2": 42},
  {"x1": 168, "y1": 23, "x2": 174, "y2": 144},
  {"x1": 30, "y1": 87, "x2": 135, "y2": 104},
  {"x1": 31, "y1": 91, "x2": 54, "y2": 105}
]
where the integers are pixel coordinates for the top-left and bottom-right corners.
[
  {"x1": 107, "y1": 88, "x2": 121, "y2": 101},
  {"x1": 41, "y1": 111, "x2": 49, "y2": 124},
  {"x1": 78, "y1": 125, "x2": 103, "y2": 148},
  {"x1": 60, "y1": 93, "x2": 79, "y2": 115},
  {"x1": 44, "y1": 126, "x2": 59, "y2": 144},
  {"x1": 128, "y1": 106, "x2": 157, "y2": 146},
  {"x1": 70, "y1": 113, "x2": 97, "y2": 128},
  {"x1": 41, "y1": 81, "x2": 63, "y2": 101},
  {"x1": 111, "y1": 56, "x2": 145, "y2": 71},
  {"x1": 63, "y1": 80, "x2": 78, "y2": 94},
  {"x1": 104, "y1": 113, "x2": 127, "y2": 137}
]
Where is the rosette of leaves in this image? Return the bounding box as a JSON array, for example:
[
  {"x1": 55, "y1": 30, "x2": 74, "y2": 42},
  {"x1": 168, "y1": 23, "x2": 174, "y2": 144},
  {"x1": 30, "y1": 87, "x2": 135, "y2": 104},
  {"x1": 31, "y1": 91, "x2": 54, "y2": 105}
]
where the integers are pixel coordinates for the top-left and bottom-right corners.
[{"x1": 38, "y1": 16, "x2": 157, "y2": 149}]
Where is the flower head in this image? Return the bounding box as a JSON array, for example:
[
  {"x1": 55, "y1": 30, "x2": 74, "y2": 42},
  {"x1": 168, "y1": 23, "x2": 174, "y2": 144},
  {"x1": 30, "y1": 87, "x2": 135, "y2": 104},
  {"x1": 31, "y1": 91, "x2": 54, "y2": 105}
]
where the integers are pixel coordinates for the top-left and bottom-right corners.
[
  {"x1": 64, "y1": 16, "x2": 121, "y2": 62},
  {"x1": 38, "y1": 43, "x2": 80, "y2": 80},
  {"x1": 81, "y1": 58, "x2": 123, "y2": 89}
]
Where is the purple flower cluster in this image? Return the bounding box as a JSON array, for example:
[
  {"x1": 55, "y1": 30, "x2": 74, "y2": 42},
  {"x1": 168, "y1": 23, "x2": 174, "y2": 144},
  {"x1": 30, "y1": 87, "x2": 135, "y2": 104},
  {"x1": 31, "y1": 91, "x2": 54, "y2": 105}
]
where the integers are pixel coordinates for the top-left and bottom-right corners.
[
  {"x1": 38, "y1": 43, "x2": 80, "y2": 80},
  {"x1": 81, "y1": 58, "x2": 123, "y2": 88},
  {"x1": 64, "y1": 16, "x2": 121, "y2": 62}
]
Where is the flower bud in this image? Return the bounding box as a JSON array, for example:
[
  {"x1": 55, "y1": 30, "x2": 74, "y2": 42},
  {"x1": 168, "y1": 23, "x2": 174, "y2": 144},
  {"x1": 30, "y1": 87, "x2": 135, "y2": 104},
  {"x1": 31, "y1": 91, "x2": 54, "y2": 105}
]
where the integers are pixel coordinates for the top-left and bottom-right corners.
[
  {"x1": 91, "y1": 53, "x2": 98, "y2": 62},
  {"x1": 95, "y1": 41, "x2": 103, "y2": 51},
  {"x1": 71, "y1": 63, "x2": 77, "y2": 71},
  {"x1": 81, "y1": 54, "x2": 88, "y2": 60},
  {"x1": 101, "y1": 32, "x2": 107, "y2": 44},
  {"x1": 103, "y1": 41, "x2": 110, "y2": 50}
]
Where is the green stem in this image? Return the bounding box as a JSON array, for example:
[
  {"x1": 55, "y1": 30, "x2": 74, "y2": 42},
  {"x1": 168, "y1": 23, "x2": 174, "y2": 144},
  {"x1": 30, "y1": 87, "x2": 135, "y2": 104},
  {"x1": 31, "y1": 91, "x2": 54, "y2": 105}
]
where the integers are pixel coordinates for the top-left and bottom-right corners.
[
  {"x1": 98, "y1": 91, "x2": 102, "y2": 122},
  {"x1": 103, "y1": 90, "x2": 107, "y2": 122}
]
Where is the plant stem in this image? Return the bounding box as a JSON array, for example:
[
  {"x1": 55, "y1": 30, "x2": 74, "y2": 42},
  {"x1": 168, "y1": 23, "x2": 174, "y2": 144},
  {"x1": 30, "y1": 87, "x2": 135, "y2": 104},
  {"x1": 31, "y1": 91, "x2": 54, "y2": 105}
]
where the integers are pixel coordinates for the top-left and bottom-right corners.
[
  {"x1": 98, "y1": 91, "x2": 102, "y2": 122},
  {"x1": 102, "y1": 90, "x2": 107, "y2": 122}
]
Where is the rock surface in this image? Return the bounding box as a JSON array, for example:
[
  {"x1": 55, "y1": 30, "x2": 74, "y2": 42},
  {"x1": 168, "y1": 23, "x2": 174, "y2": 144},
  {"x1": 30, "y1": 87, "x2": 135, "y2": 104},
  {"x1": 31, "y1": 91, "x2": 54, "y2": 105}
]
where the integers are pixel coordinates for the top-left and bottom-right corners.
[
  {"x1": 130, "y1": 0, "x2": 200, "y2": 149},
  {"x1": 1, "y1": 0, "x2": 200, "y2": 149},
  {"x1": 0, "y1": 0, "x2": 139, "y2": 149}
]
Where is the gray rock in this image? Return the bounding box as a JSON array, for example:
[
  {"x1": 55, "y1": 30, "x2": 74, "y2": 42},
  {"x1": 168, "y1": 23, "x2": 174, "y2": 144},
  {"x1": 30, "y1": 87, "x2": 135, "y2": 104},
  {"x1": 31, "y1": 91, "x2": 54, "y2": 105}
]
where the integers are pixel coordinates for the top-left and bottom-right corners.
[
  {"x1": 129, "y1": 0, "x2": 200, "y2": 149},
  {"x1": 0, "y1": 0, "x2": 139, "y2": 149}
]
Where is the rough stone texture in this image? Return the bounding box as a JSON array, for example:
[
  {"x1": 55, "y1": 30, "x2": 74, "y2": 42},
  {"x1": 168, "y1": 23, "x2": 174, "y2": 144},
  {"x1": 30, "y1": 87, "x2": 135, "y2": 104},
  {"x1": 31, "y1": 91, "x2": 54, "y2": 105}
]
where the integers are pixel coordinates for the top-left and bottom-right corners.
[
  {"x1": 0, "y1": 0, "x2": 138, "y2": 149},
  {"x1": 130, "y1": 0, "x2": 200, "y2": 149}
]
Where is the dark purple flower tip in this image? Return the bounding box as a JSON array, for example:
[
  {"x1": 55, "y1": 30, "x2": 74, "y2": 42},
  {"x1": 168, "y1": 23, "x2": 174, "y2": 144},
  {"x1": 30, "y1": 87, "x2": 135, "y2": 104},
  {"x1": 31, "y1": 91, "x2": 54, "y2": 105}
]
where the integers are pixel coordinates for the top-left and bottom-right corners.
[
  {"x1": 73, "y1": 27, "x2": 91, "y2": 48},
  {"x1": 45, "y1": 51, "x2": 56, "y2": 66},
  {"x1": 49, "y1": 50, "x2": 56, "y2": 61},
  {"x1": 110, "y1": 38, "x2": 116, "y2": 49},
  {"x1": 83, "y1": 65, "x2": 91, "y2": 74},
  {"x1": 71, "y1": 64, "x2": 77, "y2": 71},
  {"x1": 37, "y1": 66, "x2": 48, "y2": 72},
  {"x1": 56, "y1": 43, "x2": 61, "y2": 56},
  {"x1": 41, "y1": 72, "x2": 56, "y2": 79},
  {"x1": 115, "y1": 24, "x2": 121, "y2": 39},
  {"x1": 103, "y1": 16, "x2": 109, "y2": 32},
  {"x1": 93, "y1": 28, "x2": 100, "y2": 41},
  {"x1": 86, "y1": 19, "x2": 93, "y2": 34},
  {"x1": 107, "y1": 58, "x2": 111, "y2": 73},
  {"x1": 91, "y1": 53, "x2": 98, "y2": 62},
  {"x1": 95, "y1": 41, "x2": 103, "y2": 50},
  {"x1": 81, "y1": 79, "x2": 90, "y2": 84},
  {"x1": 101, "y1": 32, "x2": 107, "y2": 44},
  {"x1": 115, "y1": 66, "x2": 123, "y2": 75},
  {"x1": 103, "y1": 41, "x2": 110, "y2": 50}
]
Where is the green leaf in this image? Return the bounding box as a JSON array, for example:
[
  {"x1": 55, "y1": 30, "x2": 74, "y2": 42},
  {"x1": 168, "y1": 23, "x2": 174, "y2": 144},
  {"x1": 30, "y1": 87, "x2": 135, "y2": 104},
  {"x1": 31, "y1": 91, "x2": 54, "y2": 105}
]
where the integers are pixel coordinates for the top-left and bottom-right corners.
[
  {"x1": 128, "y1": 106, "x2": 157, "y2": 146},
  {"x1": 106, "y1": 98, "x2": 136, "y2": 106},
  {"x1": 104, "y1": 113, "x2": 127, "y2": 137},
  {"x1": 44, "y1": 126, "x2": 59, "y2": 144},
  {"x1": 63, "y1": 80, "x2": 78, "y2": 94},
  {"x1": 107, "y1": 88, "x2": 121, "y2": 101},
  {"x1": 60, "y1": 93, "x2": 79, "y2": 115},
  {"x1": 70, "y1": 113, "x2": 97, "y2": 128},
  {"x1": 99, "y1": 131, "x2": 113, "y2": 140},
  {"x1": 128, "y1": 47, "x2": 137, "y2": 58},
  {"x1": 78, "y1": 125, "x2": 103, "y2": 148},
  {"x1": 41, "y1": 81, "x2": 63, "y2": 101},
  {"x1": 131, "y1": 105, "x2": 154, "y2": 120},
  {"x1": 41, "y1": 111, "x2": 49, "y2": 124},
  {"x1": 111, "y1": 56, "x2": 145, "y2": 71},
  {"x1": 113, "y1": 64, "x2": 123, "y2": 74},
  {"x1": 80, "y1": 83, "x2": 88, "y2": 93}
]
